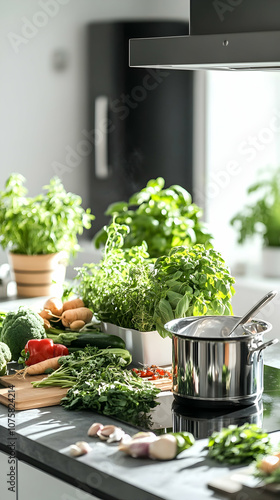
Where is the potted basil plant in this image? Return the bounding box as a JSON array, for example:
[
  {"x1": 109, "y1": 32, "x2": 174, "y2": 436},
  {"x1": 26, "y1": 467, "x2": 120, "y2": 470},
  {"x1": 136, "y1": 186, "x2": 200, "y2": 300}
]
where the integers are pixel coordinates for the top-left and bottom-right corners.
[
  {"x1": 94, "y1": 177, "x2": 213, "y2": 258},
  {"x1": 230, "y1": 167, "x2": 280, "y2": 277},
  {"x1": 72, "y1": 222, "x2": 235, "y2": 366},
  {"x1": 0, "y1": 174, "x2": 94, "y2": 297}
]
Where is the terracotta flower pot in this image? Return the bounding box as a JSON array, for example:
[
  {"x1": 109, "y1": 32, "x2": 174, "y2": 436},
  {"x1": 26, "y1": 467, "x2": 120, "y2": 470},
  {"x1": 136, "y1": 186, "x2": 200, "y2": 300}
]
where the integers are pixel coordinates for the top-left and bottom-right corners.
[{"x1": 8, "y1": 252, "x2": 67, "y2": 298}]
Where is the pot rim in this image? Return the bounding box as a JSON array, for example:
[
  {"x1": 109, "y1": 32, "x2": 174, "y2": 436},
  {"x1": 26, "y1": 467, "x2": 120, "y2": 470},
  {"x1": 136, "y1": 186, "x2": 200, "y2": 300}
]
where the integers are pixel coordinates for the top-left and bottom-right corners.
[{"x1": 165, "y1": 315, "x2": 272, "y2": 341}]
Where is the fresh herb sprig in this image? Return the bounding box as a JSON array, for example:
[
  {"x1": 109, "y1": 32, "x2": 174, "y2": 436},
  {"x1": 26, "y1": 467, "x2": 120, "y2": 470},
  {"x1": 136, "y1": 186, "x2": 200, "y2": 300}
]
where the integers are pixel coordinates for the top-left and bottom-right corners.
[
  {"x1": 153, "y1": 245, "x2": 235, "y2": 337},
  {"x1": 230, "y1": 166, "x2": 280, "y2": 247},
  {"x1": 72, "y1": 223, "x2": 235, "y2": 336},
  {"x1": 74, "y1": 222, "x2": 159, "y2": 331},
  {"x1": 33, "y1": 347, "x2": 160, "y2": 427},
  {"x1": 94, "y1": 177, "x2": 213, "y2": 258},
  {"x1": 207, "y1": 424, "x2": 272, "y2": 465},
  {"x1": 0, "y1": 174, "x2": 94, "y2": 257}
]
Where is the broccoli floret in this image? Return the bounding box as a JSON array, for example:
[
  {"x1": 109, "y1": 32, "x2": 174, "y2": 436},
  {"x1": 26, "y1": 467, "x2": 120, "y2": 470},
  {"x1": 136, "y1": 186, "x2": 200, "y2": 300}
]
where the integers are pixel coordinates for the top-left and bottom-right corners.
[
  {"x1": 0, "y1": 341, "x2": 12, "y2": 362},
  {"x1": 0, "y1": 341, "x2": 12, "y2": 376},
  {"x1": 0, "y1": 307, "x2": 46, "y2": 361}
]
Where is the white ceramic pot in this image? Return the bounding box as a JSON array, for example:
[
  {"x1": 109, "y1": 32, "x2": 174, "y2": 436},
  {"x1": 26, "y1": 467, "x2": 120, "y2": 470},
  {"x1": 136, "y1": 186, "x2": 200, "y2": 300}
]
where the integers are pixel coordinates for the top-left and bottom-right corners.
[
  {"x1": 262, "y1": 246, "x2": 280, "y2": 278},
  {"x1": 101, "y1": 322, "x2": 172, "y2": 366}
]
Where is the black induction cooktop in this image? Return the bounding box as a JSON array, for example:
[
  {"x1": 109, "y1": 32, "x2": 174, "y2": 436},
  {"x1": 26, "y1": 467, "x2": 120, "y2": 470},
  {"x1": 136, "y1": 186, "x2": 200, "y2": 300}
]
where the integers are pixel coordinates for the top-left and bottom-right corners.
[{"x1": 148, "y1": 364, "x2": 280, "y2": 439}]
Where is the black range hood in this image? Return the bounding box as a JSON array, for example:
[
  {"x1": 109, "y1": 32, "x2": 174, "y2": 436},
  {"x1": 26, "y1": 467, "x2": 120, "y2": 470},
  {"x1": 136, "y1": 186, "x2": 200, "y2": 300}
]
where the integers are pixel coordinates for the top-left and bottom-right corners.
[{"x1": 129, "y1": 0, "x2": 280, "y2": 71}]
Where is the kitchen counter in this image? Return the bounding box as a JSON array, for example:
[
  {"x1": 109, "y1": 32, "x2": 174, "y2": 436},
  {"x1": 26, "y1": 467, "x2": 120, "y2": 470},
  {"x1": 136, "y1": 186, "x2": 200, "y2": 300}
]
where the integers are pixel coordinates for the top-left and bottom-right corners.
[
  {"x1": 0, "y1": 297, "x2": 280, "y2": 500},
  {"x1": 0, "y1": 361, "x2": 280, "y2": 500},
  {"x1": 0, "y1": 404, "x2": 278, "y2": 500}
]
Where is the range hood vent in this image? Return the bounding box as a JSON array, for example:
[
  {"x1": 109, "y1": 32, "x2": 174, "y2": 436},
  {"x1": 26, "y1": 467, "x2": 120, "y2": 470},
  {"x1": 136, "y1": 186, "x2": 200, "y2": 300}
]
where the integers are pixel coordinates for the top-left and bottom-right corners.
[{"x1": 129, "y1": 0, "x2": 280, "y2": 71}]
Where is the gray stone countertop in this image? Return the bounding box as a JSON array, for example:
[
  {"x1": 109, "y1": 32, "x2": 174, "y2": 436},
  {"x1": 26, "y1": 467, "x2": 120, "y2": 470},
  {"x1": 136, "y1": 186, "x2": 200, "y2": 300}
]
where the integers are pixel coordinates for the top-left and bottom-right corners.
[
  {"x1": 0, "y1": 403, "x2": 212, "y2": 500},
  {"x1": 0, "y1": 403, "x2": 245, "y2": 500},
  {"x1": 0, "y1": 400, "x2": 280, "y2": 500},
  {"x1": 0, "y1": 297, "x2": 280, "y2": 499}
]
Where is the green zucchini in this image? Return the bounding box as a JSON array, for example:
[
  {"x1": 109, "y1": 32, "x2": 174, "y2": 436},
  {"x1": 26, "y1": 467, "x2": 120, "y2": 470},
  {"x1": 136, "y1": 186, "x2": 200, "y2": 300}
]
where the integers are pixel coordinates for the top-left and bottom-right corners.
[
  {"x1": 68, "y1": 332, "x2": 125, "y2": 350},
  {"x1": 47, "y1": 327, "x2": 125, "y2": 350}
]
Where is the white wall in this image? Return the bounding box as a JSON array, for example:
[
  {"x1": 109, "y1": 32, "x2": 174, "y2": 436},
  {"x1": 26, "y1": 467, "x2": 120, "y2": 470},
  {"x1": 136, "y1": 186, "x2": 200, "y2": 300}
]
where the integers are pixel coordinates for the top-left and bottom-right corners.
[
  {"x1": 0, "y1": 0, "x2": 189, "y2": 266},
  {"x1": 204, "y1": 71, "x2": 280, "y2": 273}
]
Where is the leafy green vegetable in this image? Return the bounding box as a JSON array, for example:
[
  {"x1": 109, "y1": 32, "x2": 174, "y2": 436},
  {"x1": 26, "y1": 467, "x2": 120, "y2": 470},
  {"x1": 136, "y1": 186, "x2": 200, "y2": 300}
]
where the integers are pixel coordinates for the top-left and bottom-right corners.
[
  {"x1": 207, "y1": 424, "x2": 272, "y2": 465},
  {"x1": 94, "y1": 177, "x2": 213, "y2": 258},
  {"x1": 171, "y1": 432, "x2": 195, "y2": 455},
  {"x1": 72, "y1": 222, "x2": 235, "y2": 336},
  {"x1": 0, "y1": 174, "x2": 94, "y2": 258},
  {"x1": 74, "y1": 222, "x2": 159, "y2": 331},
  {"x1": 153, "y1": 245, "x2": 235, "y2": 337},
  {"x1": 230, "y1": 167, "x2": 280, "y2": 247},
  {"x1": 32, "y1": 347, "x2": 159, "y2": 427},
  {"x1": 0, "y1": 306, "x2": 46, "y2": 361}
]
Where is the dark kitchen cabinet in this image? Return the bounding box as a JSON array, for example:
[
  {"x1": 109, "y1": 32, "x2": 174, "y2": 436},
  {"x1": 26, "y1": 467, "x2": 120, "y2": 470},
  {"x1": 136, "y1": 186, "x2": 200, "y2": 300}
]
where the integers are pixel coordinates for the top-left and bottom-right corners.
[{"x1": 87, "y1": 21, "x2": 194, "y2": 235}]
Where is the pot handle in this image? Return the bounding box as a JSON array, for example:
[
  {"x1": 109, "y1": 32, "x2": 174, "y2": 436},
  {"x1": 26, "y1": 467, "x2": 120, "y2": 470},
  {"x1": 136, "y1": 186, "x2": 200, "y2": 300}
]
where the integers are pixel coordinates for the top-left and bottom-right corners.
[{"x1": 248, "y1": 338, "x2": 279, "y2": 363}]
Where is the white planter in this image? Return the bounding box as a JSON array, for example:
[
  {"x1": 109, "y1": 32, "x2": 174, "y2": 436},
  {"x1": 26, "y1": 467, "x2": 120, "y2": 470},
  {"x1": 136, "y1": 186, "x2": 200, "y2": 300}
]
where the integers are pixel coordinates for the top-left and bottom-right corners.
[
  {"x1": 262, "y1": 247, "x2": 280, "y2": 278},
  {"x1": 101, "y1": 322, "x2": 172, "y2": 367}
]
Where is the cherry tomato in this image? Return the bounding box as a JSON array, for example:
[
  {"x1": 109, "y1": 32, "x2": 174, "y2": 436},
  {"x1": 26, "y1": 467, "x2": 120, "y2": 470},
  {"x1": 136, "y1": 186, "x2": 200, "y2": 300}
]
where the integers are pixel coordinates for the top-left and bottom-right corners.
[
  {"x1": 151, "y1": 374, "x2": 158, "y2": 380},
  {"x1": 140, "y1": 370, "x2": 147, "y2": 377},
  {"x1": 156, "y1": 368, "x2": 165, "y2": 376}
]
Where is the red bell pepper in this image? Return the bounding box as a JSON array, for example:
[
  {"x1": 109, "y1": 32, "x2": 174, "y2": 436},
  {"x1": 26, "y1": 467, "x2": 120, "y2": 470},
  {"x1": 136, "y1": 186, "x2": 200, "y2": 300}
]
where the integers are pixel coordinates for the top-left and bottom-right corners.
[
  {"x1": 24, "y1": 339, "x2": 69, "y2": 366},
  {"x1": 24, "y1": 339, "x2": 54, "y2": 366},
  {"x1": 53, "y1": 344, "x2": 69, "y2": 357}
]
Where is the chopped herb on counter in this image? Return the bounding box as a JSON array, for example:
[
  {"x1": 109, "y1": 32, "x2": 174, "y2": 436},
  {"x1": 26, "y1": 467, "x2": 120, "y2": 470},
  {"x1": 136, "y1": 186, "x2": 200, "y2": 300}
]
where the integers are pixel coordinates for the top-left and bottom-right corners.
[
  {"x1": 207, "y1": 423, "x2": 272, "y2": 465},
  {"x1": 32, "y1": 347, "x2": 160, "y2": 427}
]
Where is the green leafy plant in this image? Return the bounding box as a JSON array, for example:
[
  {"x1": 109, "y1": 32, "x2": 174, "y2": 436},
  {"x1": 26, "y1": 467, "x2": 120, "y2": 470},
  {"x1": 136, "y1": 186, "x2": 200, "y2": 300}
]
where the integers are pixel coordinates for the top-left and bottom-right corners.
[
  {"x1": 207, "y1": 424, "x2": 272, "y2": 465},
  {"x1": 153, "y1": 245, "x2": 235, "y2": 337},
  {"x1": 33, "y1": 346, "x2": 160, "y2": 427},
  {"x1": 94, "y1": 177, "x2": 213, "y2": 258},
  {"x1": 0, "y1": 174, "x2": 94, "y2": 258},
  {"x1": 230, "y1": 167, "x2": 280, "y2": 247},
  {"x1": 74, "y1": 222, "x2": 158, "y2": 331},
  {"x1": 73, "y1": 222, "x2": 235, "y2": 337}
]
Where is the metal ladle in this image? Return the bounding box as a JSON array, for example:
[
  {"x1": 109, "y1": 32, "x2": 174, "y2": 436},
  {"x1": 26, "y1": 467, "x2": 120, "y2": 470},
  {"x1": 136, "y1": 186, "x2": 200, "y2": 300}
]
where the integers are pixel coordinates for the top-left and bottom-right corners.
[{"x1": 228, "y1": 289, "x2": 278, "y2": 337}]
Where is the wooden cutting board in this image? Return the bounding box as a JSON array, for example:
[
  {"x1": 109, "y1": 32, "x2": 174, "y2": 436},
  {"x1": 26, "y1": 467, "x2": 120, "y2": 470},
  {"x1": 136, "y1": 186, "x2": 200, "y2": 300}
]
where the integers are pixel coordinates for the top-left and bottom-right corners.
[
  {"x1": 0, "y1": 370, "x2": 172, "y2": 411},
  {"x1": 0, "y1": 374, "x2": 69, "y2": 410},
  {"x1": 149, "y1": 377, "x2": 172, "y2": 392}
]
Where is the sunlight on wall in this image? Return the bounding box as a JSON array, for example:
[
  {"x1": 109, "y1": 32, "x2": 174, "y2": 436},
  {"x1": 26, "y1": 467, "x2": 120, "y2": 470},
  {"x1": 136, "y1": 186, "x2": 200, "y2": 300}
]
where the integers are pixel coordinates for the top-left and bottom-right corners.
[{"x1": 205, "y1": 71, "x2": 280, "y2": 274}]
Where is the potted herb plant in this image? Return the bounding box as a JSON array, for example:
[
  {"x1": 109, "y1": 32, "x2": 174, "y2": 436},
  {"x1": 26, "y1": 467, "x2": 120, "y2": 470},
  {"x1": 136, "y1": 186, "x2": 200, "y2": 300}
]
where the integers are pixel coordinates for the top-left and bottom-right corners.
[
  {"x1": 230, "y1": 167, "x2": 280, "y2": 277},
  {"x1": 0, "y1": 174, "x2": 94, "y2": 297},
  {"x1": 72, "y1": 222, "x2": 235, "y2": 365},
  {"x1": 94, "y1": 177, "x2": 213, "y2": 258}
]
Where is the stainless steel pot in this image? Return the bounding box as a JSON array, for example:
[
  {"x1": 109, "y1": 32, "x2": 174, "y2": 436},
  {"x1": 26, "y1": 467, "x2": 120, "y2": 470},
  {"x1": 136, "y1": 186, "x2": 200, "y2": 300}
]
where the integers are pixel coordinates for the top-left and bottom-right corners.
[{"x1": 164, "y1": 316, "x2": 278, "y2": 408}]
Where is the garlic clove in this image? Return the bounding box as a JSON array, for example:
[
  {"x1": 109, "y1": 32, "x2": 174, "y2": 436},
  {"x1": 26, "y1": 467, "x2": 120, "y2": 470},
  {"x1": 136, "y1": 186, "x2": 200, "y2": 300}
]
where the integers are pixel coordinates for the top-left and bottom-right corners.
[
  {"x1": 88, "y1": 422, "x2": 104, "y2": 437},
  {"x1": 107, "y1": 427, "x2": 126, "y2": 443},
  {"x1": 97, "y1": 425, "x2": 119, "y2": 440},
  {"x1": 99, "y1": 425, "x2": 116, "y2": 436},
  {"x1": 69, "y1": 444, "x2": 83, "y2": 457},
  {"x1": 75, "y1": 441, "x2": 92, "y2": 455}
]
